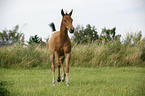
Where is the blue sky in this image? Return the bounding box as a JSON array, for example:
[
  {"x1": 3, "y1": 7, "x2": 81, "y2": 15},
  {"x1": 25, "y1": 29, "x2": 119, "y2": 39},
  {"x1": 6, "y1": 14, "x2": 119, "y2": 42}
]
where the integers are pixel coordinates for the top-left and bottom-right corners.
[{"x1": 0, "y1": 0, "x2": 145, "y2": 41}]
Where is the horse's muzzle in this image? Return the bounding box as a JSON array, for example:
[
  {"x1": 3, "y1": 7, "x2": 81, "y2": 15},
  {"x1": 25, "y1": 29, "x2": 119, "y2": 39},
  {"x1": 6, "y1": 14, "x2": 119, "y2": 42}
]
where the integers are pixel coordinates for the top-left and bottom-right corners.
[{"x1": 69, "y1": 28, "x2": 75, "y2": 33}]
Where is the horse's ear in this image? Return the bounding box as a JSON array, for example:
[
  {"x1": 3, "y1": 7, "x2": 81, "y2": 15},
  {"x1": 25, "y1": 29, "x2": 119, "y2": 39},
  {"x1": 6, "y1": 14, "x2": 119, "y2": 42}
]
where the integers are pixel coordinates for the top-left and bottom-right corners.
[
  {"x1": 69, "y1": 9, "x2": 73, "y2": 16},
  {"x1": 61, "y1": 9, "x2": 65, "y2": 17}
]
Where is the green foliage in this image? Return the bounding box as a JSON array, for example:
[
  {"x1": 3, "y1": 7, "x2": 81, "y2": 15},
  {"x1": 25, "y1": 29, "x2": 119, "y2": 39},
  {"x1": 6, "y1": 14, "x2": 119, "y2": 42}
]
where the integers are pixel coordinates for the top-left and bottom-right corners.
[
  {"x1": 0, "y1": 81, "x2": 11, "y2": 96},
  {"x1": 141, "y1": 38, "x2": 145, "y2": 61},
  {"x1": 0, "y1": 25, "x2": 144, "y2": 68},
  {"x1": 73, "y1": 24, "x2": 99, "y2": 44},
  {"x1": 100, "y1": 27, "x2": 121, "y2": 43},
  {"x1": 0, "y1": 67, "x2": 144, "y2": 95},
  {"x1": 0, "y1": 31, "x2": 144, "y2": 68},
  {"x1": 73, "y1": 25, "x2": 121, "y2": 44},
  {"x1": 123, "y1": 31, "x2": 143, "y2": 46},
  {"x1": 71, "y1": 32, "x2": 144, "y2": 67},
  {"x1": 0, "y1": 25, "x2": 24, "y2": 45},
  {"x1": 28, "y1": 35, "x2": 46, "y2": 47},
  {"x1": 28, "y1": 35, "x2": 42, "y2": 44}
]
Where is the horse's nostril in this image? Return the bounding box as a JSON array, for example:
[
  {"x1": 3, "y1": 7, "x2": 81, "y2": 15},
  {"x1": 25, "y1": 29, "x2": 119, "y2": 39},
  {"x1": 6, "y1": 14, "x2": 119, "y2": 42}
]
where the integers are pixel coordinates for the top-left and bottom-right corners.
[{"x1": 70, "y1": 28, "x2": 74, "y2": 33}]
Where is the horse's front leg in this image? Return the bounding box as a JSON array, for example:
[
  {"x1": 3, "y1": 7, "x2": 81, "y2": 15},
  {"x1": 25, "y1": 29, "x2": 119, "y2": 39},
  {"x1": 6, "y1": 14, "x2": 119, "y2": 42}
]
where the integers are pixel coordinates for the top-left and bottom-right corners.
[
  {"x1": 65, "y1": 53, "x2": 71, "y2": 86},
  {"x1": 55, "y1": 52, "x2": 61, "y2": 82},
  {"x1": 50, "y1": 52, "x2": 55, "y2": 86},
  {"x1": 60, "y1": 56, "x2": 65, "y2": 82}
]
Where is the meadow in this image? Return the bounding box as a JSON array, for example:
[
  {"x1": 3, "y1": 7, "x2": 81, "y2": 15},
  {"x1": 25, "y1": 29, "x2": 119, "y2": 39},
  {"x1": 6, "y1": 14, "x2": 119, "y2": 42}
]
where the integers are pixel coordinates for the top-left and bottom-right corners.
[
  {"x1": 0, "y1": 32, "x2": 145, "y2": 95},
  {"x1": 0, "y1": 67, "x2": 145, "y2": 96}
]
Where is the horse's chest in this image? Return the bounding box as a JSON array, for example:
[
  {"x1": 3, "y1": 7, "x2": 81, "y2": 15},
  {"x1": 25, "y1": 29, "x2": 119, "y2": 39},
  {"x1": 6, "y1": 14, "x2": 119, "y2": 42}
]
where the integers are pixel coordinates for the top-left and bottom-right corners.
[
  {"x1": 58, "y1": 47, "x2": 64, "y2": 56},
  {"x1": 57, "y1": 44, "x2": 71, "y2": 56}
]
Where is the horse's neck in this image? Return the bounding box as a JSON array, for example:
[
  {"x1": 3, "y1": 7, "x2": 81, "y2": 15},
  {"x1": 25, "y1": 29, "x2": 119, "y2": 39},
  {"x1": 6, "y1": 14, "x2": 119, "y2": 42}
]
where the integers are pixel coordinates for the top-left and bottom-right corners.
[{"x1": 60, "y1": 22, "x2": 68, "y2": 41}]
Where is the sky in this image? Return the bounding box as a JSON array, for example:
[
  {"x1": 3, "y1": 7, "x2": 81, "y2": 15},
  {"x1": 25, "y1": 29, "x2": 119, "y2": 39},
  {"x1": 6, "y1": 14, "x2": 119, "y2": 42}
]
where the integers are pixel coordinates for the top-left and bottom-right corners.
[{"x1": 0, "y1": 0, "x2": 145, "y2": 42}]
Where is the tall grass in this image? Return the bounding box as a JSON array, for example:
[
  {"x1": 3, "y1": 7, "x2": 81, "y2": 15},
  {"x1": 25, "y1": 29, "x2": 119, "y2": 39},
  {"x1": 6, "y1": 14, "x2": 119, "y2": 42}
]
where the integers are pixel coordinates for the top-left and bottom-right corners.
[
  {"x1": 0, "y1": 44, "x2": 51, "y2": 68},
  {"x1": 0, "y1": 34, "x2": 145, "y2": 68},
  {"x1": 71, "y1": 40, "x2": 144, "y2": 67}
]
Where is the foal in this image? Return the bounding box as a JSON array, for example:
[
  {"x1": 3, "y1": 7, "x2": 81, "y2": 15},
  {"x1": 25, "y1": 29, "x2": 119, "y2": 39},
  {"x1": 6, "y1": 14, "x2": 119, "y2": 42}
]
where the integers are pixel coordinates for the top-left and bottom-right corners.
[{"x1": 48, "y1": 9, "x2": 74, "y2": 86}]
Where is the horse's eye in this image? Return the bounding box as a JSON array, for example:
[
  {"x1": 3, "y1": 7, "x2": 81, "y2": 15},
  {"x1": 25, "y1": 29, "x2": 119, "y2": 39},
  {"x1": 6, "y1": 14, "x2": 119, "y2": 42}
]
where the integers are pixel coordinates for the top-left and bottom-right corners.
[{"x1": 64, "y1": 20, "x2": 67, "y2": 22}]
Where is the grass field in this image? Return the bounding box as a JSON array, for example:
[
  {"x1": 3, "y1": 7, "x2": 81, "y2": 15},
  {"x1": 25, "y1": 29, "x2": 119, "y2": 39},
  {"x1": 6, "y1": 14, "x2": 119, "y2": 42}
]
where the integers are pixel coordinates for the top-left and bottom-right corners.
[{"x1": 0, "y1": 67, "x2": 145, "y2": 96}]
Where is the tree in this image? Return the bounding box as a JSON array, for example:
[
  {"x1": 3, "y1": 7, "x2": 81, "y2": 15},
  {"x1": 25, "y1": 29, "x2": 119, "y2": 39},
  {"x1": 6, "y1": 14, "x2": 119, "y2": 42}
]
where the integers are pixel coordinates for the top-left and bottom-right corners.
[
  {"x1": 28, "y1": 35, "x2": 42, "y2": 44},
  {"x1": 123, "y1": 31, "x2": 143, "y2": 46},
  {"x1": 73, "y1": 24, "x2": 99, "y2": 44},
  {"x1": 0, "y1": 25, "x2": 24, "y2": 46},
  {"x1": 28, "y1": 35, "x2": 46, "y2": 46},
  {"x1": 99, "y1": 27, "x2": 121, "y2": 43}
]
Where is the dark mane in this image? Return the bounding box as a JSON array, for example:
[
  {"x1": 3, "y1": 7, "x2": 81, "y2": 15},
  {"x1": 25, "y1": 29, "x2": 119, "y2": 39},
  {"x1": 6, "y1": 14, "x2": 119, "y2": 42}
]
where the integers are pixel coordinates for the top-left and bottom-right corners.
[{"x1": 65, "y1": 12, "x2": 68, "y2": 15}]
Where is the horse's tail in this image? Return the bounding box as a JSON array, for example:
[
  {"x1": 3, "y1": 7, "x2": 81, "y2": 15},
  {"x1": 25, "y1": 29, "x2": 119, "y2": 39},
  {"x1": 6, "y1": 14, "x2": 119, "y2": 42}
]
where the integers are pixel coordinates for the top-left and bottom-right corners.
[{"x1": 49, "y1": 22, "x2": 56, "y2": 32}]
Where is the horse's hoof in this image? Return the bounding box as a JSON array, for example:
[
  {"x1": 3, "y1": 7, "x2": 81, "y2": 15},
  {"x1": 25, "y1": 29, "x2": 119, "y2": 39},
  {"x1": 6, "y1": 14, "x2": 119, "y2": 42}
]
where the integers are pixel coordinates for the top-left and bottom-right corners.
[
  {"x1": 66, "y1": 83, "x2": 69, "y2": 86},
  {"x1": 62, "y1": 79, "x2": 65, "y2": 82},
  {"x1": 57, "y1": 78, "x2": 61, "y2": 82},
  {"x1": 52, "y1": 82, "x2": 55, "y2": 86}
]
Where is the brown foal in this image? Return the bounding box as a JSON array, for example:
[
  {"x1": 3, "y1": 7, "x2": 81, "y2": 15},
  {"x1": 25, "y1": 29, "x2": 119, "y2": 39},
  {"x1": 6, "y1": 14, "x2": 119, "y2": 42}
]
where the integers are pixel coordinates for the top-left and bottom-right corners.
[{"x1": 48, "y1": 9, "x2": 74, "y2": 86}]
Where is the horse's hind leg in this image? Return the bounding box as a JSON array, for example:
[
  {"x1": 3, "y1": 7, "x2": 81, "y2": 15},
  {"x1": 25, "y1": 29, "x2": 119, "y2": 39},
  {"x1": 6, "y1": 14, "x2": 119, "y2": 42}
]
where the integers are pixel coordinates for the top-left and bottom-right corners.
[
  {"x1": 50, "y1": 52, "x2": 55, "y2": 86},
  {"x1": 55, "y1": 52, "x2": 61, "y2": 82},
  {"x1": 60, "y1": 56, "x2": 65, "y2": 82}
]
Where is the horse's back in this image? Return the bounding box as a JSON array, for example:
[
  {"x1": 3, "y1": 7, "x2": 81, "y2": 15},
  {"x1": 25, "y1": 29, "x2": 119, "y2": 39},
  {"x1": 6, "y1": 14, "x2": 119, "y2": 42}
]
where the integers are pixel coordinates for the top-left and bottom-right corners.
[{"x1": 48, "y1": 31, "x2": 60, "y2": 52}]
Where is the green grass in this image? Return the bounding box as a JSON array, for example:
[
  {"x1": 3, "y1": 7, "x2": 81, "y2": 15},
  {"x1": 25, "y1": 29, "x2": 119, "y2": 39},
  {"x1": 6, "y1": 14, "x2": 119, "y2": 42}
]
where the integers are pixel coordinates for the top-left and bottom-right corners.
[{"x1": 0, "y1": 67, "x2": 145, "y2": 96}]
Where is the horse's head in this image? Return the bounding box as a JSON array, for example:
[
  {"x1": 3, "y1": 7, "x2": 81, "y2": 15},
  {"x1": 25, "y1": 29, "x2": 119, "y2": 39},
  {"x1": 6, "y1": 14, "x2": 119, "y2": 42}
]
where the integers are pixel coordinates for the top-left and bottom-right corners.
[{"x1": 61, "y1": 9, "x2": 74, "y2": 33}]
